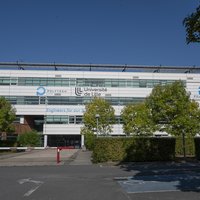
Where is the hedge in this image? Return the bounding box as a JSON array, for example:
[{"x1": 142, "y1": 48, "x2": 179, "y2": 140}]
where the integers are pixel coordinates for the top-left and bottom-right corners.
[
  {"x1": 194, "y1": 137, "x2": 200, "y2": 160},
  {"x1": 175, "y1": 136, "x2": 195, "y2": 156},
  {"x1": 92, "y1": 137, "x2": 176, "y2": 163}
]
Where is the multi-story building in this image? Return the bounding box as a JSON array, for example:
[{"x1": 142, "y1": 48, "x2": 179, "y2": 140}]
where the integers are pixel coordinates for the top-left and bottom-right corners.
[{"x1": 0, "y1": 62, "x2": 200, "y2": 147}]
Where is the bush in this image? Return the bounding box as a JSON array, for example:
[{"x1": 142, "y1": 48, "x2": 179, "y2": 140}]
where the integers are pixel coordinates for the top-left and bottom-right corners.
[
  {"x1": 84, "y1": 132, "x2": 96, "y2": 150},
  {"x1": 17, "y1": 130, "x2": 41, "y2": 147},
  {"x1": 194, "y1": 137, "x2": 200, "y2": 160},
  {"x1": 92, "y1": 137, "x2": 176, "y2": 163},
  {"x1": 92, "y1": 138, "x2": 125, "y2": 163},
  {"x1": 124, "y1": 137, "x2": 175, "y2": 162}
]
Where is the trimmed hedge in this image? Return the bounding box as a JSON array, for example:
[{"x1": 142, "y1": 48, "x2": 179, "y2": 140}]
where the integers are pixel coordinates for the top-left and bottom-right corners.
[
  {"x1": 175, "y1": 136, "x2": 195, "y2": 156},
  {"x1": 194, "y1": 137, "x2": 200, "y2": 160},
  {"x1": 92, "y1": 137, "x2": 176, "y2": 163}
]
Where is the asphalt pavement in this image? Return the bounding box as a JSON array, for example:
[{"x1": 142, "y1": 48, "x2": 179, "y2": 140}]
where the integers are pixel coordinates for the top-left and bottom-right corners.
[{"x1": 0, "y1": 149, "x2": 200, "y2": 200}]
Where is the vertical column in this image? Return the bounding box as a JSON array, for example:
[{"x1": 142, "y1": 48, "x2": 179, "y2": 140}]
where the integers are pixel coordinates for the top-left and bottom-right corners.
[
  {"x1": 81, "y1": 134, "x2": 85, "y2": 148},
  {"x1": 44, "y1": 135, "x2": 48, "y2": 148}
]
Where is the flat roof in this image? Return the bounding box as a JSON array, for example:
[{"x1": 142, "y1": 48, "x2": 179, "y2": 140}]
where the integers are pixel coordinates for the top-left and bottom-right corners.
[{"x1": 0, "y1": 62, "x2": 199, "y2": 73}]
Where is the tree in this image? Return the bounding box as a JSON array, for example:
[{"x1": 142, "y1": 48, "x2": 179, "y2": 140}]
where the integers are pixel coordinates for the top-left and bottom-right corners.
[
  {"x1": 146, "y1": 81, "x2": 200, "y2": 137},
  {"x1": 0, "y1": 97, "x2": 16, "y2": 140},
  {"x1": 121, "y1": 103, "x2": 155, "y2": 136},
  {"x1": 82, "y1": 97, "x2": 115, "y2": 136},
  {"x1": 183, "y1": 5, "x2": 200, "y2": 44}
]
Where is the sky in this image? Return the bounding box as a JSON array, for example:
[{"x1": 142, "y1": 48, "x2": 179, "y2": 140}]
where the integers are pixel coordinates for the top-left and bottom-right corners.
[{"x1": 0, "y1": 0, "x2": 199, "y2": 67}]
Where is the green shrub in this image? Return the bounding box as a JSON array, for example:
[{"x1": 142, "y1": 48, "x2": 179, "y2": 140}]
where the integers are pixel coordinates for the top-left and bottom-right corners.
[
  {"x1": 17, "y1": 130, "x2": 41, "y2": 147},
  {"x1": 175, "y1": 136, "x2": 195, "y2": 156},
  {"x1": 194, "y1": 137, "x2": 200, "y2": 160},
  {"x1": 124, "y1": 137, "x2": 175, "y2": 162},
  {"x1": 92, "y1": 137, "x2": 176, "y2": 163},
  {"x1": 92, "y1": 138, "x2": 125, "y2": 163},
  {"x1": 84, "y1": 132, "x2": 96, "y2": 150}
]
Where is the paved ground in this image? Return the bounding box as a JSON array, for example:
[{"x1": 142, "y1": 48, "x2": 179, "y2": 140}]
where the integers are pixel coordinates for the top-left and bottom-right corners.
[
  {"x1": 0, "y1": 149, "x2": 200, "y2": 199},
  {"x1": 0, "y1": 148, "x2": 79, "y2": 166}
]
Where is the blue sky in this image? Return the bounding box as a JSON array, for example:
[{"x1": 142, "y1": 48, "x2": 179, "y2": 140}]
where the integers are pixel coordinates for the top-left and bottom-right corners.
[{"x1": 0, "y1": 0, "x2": 199, "y2": 66}]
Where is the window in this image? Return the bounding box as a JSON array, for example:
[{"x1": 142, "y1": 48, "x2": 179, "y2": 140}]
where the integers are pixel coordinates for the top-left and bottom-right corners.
[
  {"x1": 139, "y1": 80, "x2": 147, "y2": 88},
  {"x1": 45, "y1": 115, "x2": 69, "y2": 124}
]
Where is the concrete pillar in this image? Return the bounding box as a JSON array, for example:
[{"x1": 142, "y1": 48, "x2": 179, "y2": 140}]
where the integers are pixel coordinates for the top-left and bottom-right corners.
[
  {"x1": 44, "y1": 135, "x2": 48, "y2": 148},
  {"x1": 81, "y1": 134, "x2": 85, "y2": 148}
]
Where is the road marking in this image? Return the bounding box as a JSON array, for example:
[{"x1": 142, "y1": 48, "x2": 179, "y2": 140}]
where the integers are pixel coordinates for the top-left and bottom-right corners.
[
  {"x1": 117, "y1": 174, "x2": 200, "y2": 194},
  {"x1": 18, "y1": 178, "x2": 43, "y2": 197}
]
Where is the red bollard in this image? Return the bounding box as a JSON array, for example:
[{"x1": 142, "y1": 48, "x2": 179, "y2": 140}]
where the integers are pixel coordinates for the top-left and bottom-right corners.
[{"x1": 57, "y1": 147, "x2": 61, "y2": 164}]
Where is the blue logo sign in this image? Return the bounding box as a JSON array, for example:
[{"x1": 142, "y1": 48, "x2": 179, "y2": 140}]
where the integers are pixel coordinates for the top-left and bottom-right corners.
[
  {"x1": 199, "y1": 86, "x2": 200, "y2": 95},
  {"x1": 36, "y1": 87, "x2": 46, "y2": 96}
]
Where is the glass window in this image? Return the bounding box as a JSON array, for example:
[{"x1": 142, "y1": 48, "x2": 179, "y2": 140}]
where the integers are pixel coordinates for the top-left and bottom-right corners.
[
  {"x1": 69, "y1": 116, "x2": 75, "y2": 124},
  {"x1": 70, "y1": 78, "x2": 76, "y2": 86},
  {"x1": 0, "y1": 77, "x2": 10, "y2": 85},
  {"x1": 118, "y1": 80, "x2": 126, "y2": 87},
  {"x1": 139, "y1": 80, "x2": 147, "y2": 88},
  {"x1": 75, "y1": 116, "x2": 83, "y2": 124}
]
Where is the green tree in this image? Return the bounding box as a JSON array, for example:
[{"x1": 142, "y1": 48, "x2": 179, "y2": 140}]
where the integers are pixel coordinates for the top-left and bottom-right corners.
[
  {"x1": 183, "y1": 5, "x2": 200, "y2": 44},
  {"x1": 146, "y1": 81, "x2": 200, "y2": 137},
  {"x1": 82, "y1": 97, "x2": 115, "y2": 136},
  {"x1": 121, "y1": 103, "x2": 155, "y2": 136},
  {"x1": 0, "y1": 97, "x2": 16, "y2": 140}
]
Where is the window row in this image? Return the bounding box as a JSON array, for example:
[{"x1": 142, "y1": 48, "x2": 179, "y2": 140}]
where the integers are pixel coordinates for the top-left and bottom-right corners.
[
  {"x1": 45, "y1": 115, "x2": 83, "y2": 124},
  {"x1": 4, "y1": 96, "x2": 145, "y2": 106},
  {"x1": 0, "y1": 76, "x2": 185, "y2": 88},
  {"x1": 45, "y1": 115, "x2": 123, "y2": 124}
]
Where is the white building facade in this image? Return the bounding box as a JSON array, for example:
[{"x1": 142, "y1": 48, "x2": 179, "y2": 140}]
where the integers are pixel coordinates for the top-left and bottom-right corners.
[{"x1": 0, "y1": 63, "x2": 200, "y2": 147}]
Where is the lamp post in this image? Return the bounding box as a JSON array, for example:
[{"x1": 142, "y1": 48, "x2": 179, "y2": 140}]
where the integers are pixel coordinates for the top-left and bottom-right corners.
[{"x1": 95, "y1": 114, "x2": 100, "y2": 137}]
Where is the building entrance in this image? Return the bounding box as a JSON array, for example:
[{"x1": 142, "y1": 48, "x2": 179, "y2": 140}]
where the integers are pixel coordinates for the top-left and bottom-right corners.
[{"x1": 47, "y1": 135, "x2": 81, "y2": 148}]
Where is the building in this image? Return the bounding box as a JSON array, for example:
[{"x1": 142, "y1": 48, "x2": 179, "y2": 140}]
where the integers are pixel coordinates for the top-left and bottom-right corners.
[{"x1": 0, "y1": 62, "x2": 200, "y2": 147}]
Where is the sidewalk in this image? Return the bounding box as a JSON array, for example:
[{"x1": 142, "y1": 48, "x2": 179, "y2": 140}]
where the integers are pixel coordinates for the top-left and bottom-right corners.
[
  {"x1": 68, "y1": 150, "x2": 92, "y2": 165},
  {"x1": 0, "y1": 148, "x2": 79, "y2": 166}
]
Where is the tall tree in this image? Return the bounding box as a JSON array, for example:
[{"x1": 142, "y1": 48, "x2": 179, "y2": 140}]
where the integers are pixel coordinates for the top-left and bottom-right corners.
[
  {"x1": 121, "y1": 103, "x2": 155, "y2": 136},
  {"x1": 146, "y1": 81, "x2": 200, "y2": 137},
  {"x1": 183, "y1": 5, "x2": 200, "y2": 44},
  {"x1": 82, "y1": 97, "x2": 115, "y2": 136},
  {"x1": 0, "y1": 97, "x2": 16, "y2": 140}
]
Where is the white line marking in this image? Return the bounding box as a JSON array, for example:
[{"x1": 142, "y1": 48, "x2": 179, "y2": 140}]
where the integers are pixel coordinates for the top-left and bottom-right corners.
[
  {"x1": 18, "y1": 178, "x2": 43, "y2": 197},
  {"x1": 24, "y1": 185, "x2": 40, "y2": 197}
]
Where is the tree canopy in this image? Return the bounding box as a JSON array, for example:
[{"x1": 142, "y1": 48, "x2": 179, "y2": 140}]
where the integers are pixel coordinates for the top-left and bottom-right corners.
[
  {"x1": 121, "y1": 103, "x2": 155, "y2": 136},
  {"x1": 183, "y1": 5, "x2": 200, "y2": 44},
  {"x1": 0, "y1": 97, "x2": 16, "y2": 139},
  {"x1": 146, "y1": 81, "x2": 200, "y2": 136},
  {"x1": 121, "y1": 81, "x2": 200, "y2": 137},
  {"x1": 82, "y1": 97, "x2": 115, "y2": 136}
]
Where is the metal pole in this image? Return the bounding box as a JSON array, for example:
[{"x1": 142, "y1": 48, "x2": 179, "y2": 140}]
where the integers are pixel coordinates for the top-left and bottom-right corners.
[
  {"x1": 95, "y1": 114, "x2": 100, "y2": 137},
  {"x1": 96, "y1": 117, "x2": 99, "y2": 137},
  {"x1": 57, "y1": 148, "x2": 60, "y2": 164}
]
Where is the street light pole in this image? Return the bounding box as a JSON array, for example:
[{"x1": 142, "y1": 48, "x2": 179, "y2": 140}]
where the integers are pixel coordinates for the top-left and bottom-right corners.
[{"x1": 95, "y1": 114, "x2": 100, "y2": 137}]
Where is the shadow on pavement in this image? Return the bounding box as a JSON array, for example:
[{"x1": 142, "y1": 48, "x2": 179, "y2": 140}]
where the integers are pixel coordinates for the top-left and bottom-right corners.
[{"x1": 118, "y1": 161, "x2": 200, "y2": 192}]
